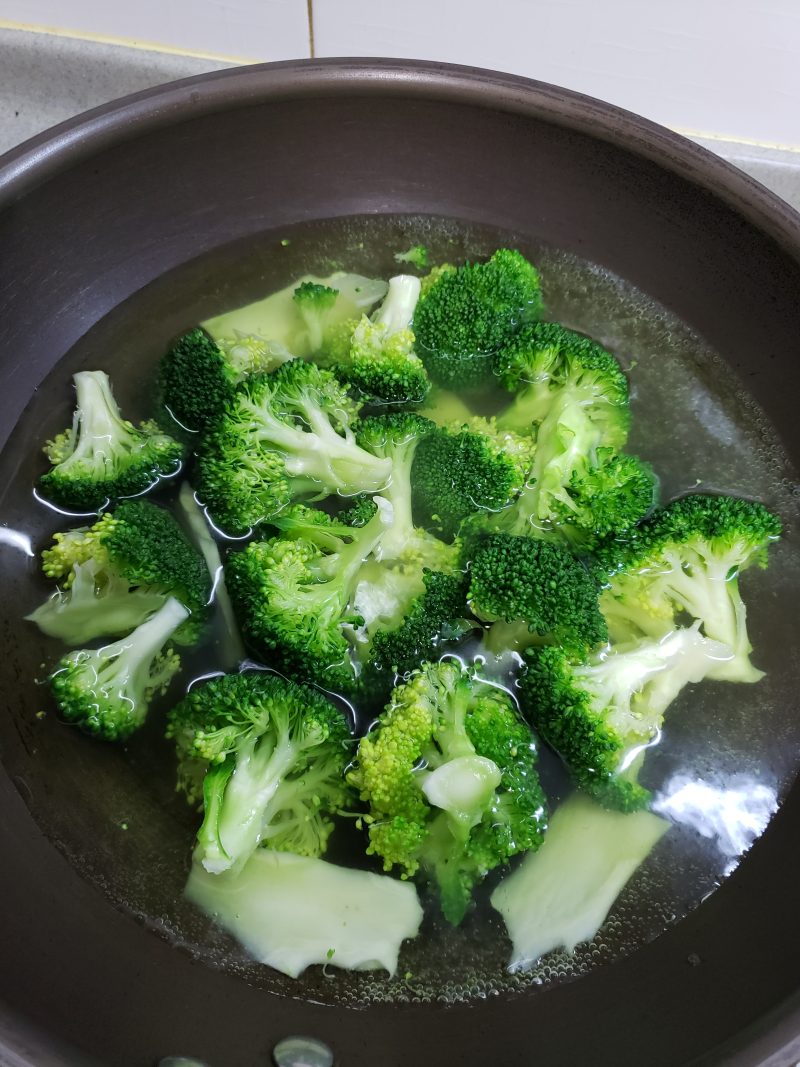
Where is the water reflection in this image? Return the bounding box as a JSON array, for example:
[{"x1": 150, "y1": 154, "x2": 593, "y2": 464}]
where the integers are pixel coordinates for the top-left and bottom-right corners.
[{"x1": 654, "y1": 774, "x2": 777, "y2": 873}]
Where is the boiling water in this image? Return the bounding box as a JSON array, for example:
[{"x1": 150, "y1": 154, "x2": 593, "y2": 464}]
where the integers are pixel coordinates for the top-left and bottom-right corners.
[{"x1": 1, "y1": 214, "x2": 799, "y2": 1007}]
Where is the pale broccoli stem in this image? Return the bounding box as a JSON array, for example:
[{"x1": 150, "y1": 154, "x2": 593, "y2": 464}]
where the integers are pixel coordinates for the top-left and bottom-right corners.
[
  {"x1": 373, "y1": 274, "x2": 421, "y2": 333},
  {"x1": 49, "y1": 371, "x2": 143, "y2": 476},
  {"x1": 178, "y1": 483, "x2": 245, "y2": 669}
]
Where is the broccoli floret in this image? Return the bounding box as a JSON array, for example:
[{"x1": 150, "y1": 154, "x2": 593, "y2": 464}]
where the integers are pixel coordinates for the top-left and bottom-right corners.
[
  {"x1": 364, "y1": 570, "x2": 472, "y2": 683},
  {"x1": 412, "y1": 416, "x2": 535, "y2": 539},
  {"x1": 394, "y1": 244, "x2": 429, "y2": 269},
  {"x1": 324, "y1": 276, "x2": 430, "y2": 406},
  {"x1": 293, "y1": 282, "x2": 341, "y2": 353},
  {"x1": 495, "y1": 321, "x2": 628, "y2": 433},
  {"x1": 467, "y1": 534, "x2": 607, "y2": 656},
  {"x1": 225, "y1": 499, "x2": 393, "y2": 692},
  {"x1": 337, "y1": 495, "x2": 379, "y2": 527},
  {"x1": 50, "y1": 597, "x2": 187, "y2": 740},
  {"x1": 195, "y1": 359, "x2": 392, "y2": 536},
  {"x1": 27, "y1": 499, "x2": 210, "y2": 645},
  {"x1": 166, "y1": 671, "x2": 352, "y2": 871},
  {"x1": 518, "y1": 626, "x2": 734, "y2": 811},
  {"x1": 596, "y1": 494, "x2": 782, "y2": 682},
  {"x1": 160, "y1": 327, "x2": 288, "y2": 434},
  {"x1": 486, "y1": 322, "x2": 650, "y2": 543},
  {"x1": 39, "y1": 371, "x2": 183, "y2": 512},
  {"x1": 413, "y1": 249, "x2": 542, "y2": 389},
  {"x1": 349, "y1": 660, "x2": 547, "y2": 924},
  {"x1": 354, "y1": 412, "x2": 445, "y2": 565}
]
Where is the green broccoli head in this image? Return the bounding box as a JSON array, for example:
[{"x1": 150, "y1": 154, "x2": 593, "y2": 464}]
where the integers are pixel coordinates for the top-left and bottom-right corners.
[
  {"x1": 349, "y1": 660, "x2": 547, "y2": 925},
  {"x1": 413, "y1": 249, "x2": 542, "y2": 389},
  {"x1": 39, "y1": 371, "x2": 184, "y2": 512},
  {"x1": 293, "y1": 282, "x2": 341, "y2": 353},
  {"x1": 355, "y1": 411, "x2": 445, "y2": 563},
  {"x1": 195, "y1": 359, "x2": 392, "y2": 536},
  {"x1": 518, "y1": 626, "x2": 734, "y2": 811},
  {"x1": 412, "y1": 416, "x2": 535, "y2": 539},
  {"x1": 596, "y1": 494, "x2": 782, "y2": 681},
  {"x1": 166, "y1": 671, "x2": 352, "y2": 871},
  {"x1": 467, "y1": 533, "x2": 607, "y2": 656},
  {"x1": 50, "y1": 597, "x2": 187, "y2": 740},
  {"x1": 225, "y1": 499, "x2": 392, "y2": 692},
  {"x1": 324, "y1": 275, "x2": 430, "y2": 407},
  {"x1": 394, "y1": 244, "x2": 429, "y2": 270},
  {"x1": 28, "y1": 500, "x2": 211, "y2": 645},
  {"x1": 159, "y1": 327, "x2": 286, "y2": 433}
]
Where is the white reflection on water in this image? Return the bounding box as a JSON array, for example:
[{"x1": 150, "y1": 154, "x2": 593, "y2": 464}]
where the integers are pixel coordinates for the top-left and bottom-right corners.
[
  {"x1": 0, "y1": 526, "x2": 34, "y2": 557},
  {"x1": 654, "y1": 775, "x2": 777, "y2": 873}
]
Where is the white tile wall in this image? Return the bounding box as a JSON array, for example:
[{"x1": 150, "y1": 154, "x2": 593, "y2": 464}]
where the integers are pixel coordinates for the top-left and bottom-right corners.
[
  {"x1": 0, "y1": 0, "x2": 309, "y2": 61},
  {"x1": 312, "y1": 0, "x2": 800, "y2": 147},
  {"x1": 2, "y1": 0, "x2": 799, "y2": 145}
]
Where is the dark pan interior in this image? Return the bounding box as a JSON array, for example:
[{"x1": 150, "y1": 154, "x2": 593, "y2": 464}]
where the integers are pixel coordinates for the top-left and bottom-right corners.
[{"x1": 1, "y1": 60, "x2": 800, "y2": 1067}]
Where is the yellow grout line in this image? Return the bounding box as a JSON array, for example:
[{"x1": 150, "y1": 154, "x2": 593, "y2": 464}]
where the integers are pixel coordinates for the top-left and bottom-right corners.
[
  {"x1": 0, "y1": 18, "x2": 251, "y2": 64},
  {"x1": 306, "y1": 0, "x2": 315, "y2": 59},
  {"x1": 672, "y1": 124, "x2": 800, "y2": 156}
]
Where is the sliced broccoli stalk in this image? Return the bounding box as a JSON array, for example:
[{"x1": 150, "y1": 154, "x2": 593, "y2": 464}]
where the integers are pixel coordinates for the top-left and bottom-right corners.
[
  {"x1": 27, "y1": 500, "x2": 210, "y2": 645},
  {"x1": 39, "y1": 371, "x2": 183, "y2": 512},
  {"x1": 413, "y1": 249, "x2": 542, "y2": 389},
  {"x1": 166, "y1": 671, "x2": 352, "y2": 871},
  {"x1": 50, "y1": 597, "x2": 187, "y2": 740},
  {"x1": 203, "y1": 271, "x2": 388, "y2": 359},
  {"x1": 394, "y1": 244, "x2": 429, "y2": 270},
  {"x1": 467, "y1": 533, "x2": 607, "y2": 656},
  {"x1": 412, "y1": 416, "x2": 535, "y2": 539},
  {"x1": 518, "y1": 625, "x2": 734, "y2": 811},
  {"x1": 225, "y1": 498, "x2": 392, "y2": 692},
  {"x1": 177, "y1": 483, "x2": 245, "y2": 668},
  {"x1": 596, "y1": 494, "x2": 782, "y2": 682},
  {"x1": 195, "y1": 359, "x2": 392, "y2": 536},
  {"x1": 349, "y1": 660, "x2": 547, "y2": 925}
]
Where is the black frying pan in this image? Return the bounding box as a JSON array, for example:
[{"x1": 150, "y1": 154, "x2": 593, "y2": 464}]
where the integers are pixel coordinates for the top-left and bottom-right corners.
[{"x1": 1, "y1": 59, "x2": 800, "y2": 1067}]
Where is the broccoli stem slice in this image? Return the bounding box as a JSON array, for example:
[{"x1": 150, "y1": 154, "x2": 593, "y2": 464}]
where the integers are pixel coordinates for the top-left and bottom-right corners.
[
  {"x1": 178, "y1": 482, "x2": 245, "y2": 669},
  {"x1": 374, "y1": 275, "x2": 422, "y2": 334}
]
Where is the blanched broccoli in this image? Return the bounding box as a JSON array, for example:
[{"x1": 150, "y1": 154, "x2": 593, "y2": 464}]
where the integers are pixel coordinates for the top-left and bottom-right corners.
[
  {"x1": 349, "y1": 660, "x2": 547, "y2": 925},
  {"x1": 518, "y1": 626, "x2": 734, "y2": 811},
  {"x1": 596, "y1": 494, "x2": 782, "y2": 682},
  {"x1": 160, "y1": 327, "x2": 289, "y2": 433},
  {"x1": 488, "y1": 322, "x2": 655, "y2": 544},
  {"x1": 412, "y1": 417, "x2": 535, "y2": 539},
  {"x1": 413, "y1": 249, "x2": 542, "y2": 389},
  {"x1": 349, "y1": 414, "x2": 472, "y2": 686},
  {"x1": 225, "y1": 499, "x2": 393, "y2": 692},
  {"x1": 39, "y1": 371, "x2": 183, "y2": 512},
  {"x1": 495, "y1": 320, "x2": 629, "y2": 435},
  {"x1": 166, "y1": 671, "x2": 352, "y2": 872},
  {"x1": 354, "y1": 412, "x2": 445, "y2": 565},
  {"x1": 394, "y1": 244, "x2": 429, "y2": 270},
  {"x1": 203, "y1": 272, "x2": 388, "y2": 360},
  {"x1": 195, "y1": 359, "x2": 392, "y2": 536},
  {"x1": 50, "y1": 597, "x2": 187, "y2": 740},
  {"x1": 322, "y1": 275, "x2": 430, "y2": 406},
  {"x1": 467, "y1": 533, "x2": 607, "y2": 655},
  {"x1": 293, "y1": 282, "x2": 340, "y2": 353},
  {"x1": 27, "y1": 499, "x2": 210, "y2": 645}
]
